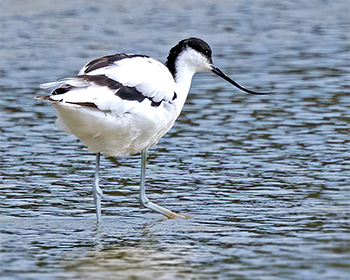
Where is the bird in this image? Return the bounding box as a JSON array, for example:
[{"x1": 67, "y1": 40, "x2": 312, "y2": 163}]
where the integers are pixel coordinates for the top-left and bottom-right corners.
[{"x1": 36, "y1": 37, "x2": 271, "y2": 222}]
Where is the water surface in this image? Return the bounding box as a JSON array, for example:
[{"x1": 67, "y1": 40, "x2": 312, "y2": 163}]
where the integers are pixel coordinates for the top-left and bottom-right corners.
[{"x1": 1, "y1": 0, "x2": 349, "y2": 279}]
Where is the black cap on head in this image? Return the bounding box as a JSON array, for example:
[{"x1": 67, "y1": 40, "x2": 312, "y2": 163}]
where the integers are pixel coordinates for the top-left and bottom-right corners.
[{"x1": 166, "y1": 37, "x2": 213, "y2": 77}]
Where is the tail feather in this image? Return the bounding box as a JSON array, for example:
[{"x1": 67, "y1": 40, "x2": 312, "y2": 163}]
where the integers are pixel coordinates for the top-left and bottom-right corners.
[
  {"x1": 34, "y1": 95, "x2": 48, "y2": 100},
  {"x1": 40, "y1": 81, "x2": 64, "y2": 89},
  {"x1": 40, "y1": 77, "x2": 89, "y2": 89},
  {"x1": 37, "y1": 77, "x2": 91, "y2": 100}
]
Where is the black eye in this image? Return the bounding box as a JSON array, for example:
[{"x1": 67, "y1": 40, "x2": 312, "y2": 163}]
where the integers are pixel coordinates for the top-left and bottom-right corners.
[{"x1": 203, "y1": 49, "x2": 211, "y2": 56}]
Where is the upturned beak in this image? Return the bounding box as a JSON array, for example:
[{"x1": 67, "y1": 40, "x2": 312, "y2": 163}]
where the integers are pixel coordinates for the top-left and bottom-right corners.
[{"x1": 211, "y1": 66, "x2": 272, "y2": 95}]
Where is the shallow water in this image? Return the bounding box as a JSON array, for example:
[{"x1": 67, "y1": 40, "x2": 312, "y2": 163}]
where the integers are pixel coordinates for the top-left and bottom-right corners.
[{"x1": 1, "y1": 0, "x2": 349, "y2": 279}]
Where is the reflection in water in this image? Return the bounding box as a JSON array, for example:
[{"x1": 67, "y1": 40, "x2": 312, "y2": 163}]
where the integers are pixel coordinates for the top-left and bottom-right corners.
[{"x1": 1, "y1": 0, "x2": 349, "y2": 279}]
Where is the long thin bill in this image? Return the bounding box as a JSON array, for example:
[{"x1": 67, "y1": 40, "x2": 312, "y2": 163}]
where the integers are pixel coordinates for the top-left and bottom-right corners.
[{"x1": 211, "y1": 66, "x2": 272, "y2": 95}]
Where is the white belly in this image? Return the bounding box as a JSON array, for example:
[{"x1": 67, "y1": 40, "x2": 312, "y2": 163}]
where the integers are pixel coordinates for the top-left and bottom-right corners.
[{"x1": 52, "y1": 101, "x2": 178, "y2": 157}]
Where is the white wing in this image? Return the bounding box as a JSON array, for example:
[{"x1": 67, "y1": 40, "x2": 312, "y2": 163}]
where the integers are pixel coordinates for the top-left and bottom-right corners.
[{"x1": 41, "y1": 54, "x2": 177, "y2": 114}]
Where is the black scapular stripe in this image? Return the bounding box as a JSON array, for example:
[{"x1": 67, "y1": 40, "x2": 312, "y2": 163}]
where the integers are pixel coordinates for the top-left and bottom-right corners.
[
  {"x1": 78, "y1": 74, "x2": 146, "y2": 103},
  {"x1": 69, "y1": 74, "x2": 169, "y2": 107},
  {"x1": 51, "y1": 74, "x2": 175, "y2": 108},
  {"x1": 83, "y1": 53, "x2": 149, "y2": 73}
]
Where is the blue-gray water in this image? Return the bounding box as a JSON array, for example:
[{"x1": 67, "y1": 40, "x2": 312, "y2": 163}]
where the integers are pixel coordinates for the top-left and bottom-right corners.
[{"x1": 1, "y1": 0, "x2": 349, "y2": 279}]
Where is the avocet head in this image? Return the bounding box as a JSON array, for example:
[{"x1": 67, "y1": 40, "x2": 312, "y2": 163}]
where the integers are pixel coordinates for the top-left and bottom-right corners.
[
  {"x1": 167, "y1": 37, "x2": 272, "y2": 95},
  {"x1": 166, "y1": 37, "x2": 213, "y2": 75}
]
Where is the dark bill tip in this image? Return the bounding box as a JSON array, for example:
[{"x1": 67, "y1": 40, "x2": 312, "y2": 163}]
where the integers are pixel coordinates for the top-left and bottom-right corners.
[{"x1": 211, "y1": 66, "x2": 273, "y2": 95}]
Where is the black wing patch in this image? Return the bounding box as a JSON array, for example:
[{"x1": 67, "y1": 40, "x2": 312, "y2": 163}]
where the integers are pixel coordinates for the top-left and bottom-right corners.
[
  {"x1": 65, "y1": 101, "x2": 98, "y2": 108},
  {"x1": 51, "y1": 74, "x2": 173, "y2": 108},
  {"x1": 52, "y1": 85, "x2": 73, "y2": 95},
  {"x1": 83, "y1": 53, "x2": 149, "y2": 74},
  {"x1": 77, "y1": 74, "x2": 146, "y2": 103}
]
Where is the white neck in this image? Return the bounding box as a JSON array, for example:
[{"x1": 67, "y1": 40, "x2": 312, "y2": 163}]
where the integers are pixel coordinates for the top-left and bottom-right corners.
[
  {"x1": 172, "y1": 49, "x2": 211, "y2": 110},
  {"x1": 174, "y1": 67, "x2": 196, "y2": 109}
]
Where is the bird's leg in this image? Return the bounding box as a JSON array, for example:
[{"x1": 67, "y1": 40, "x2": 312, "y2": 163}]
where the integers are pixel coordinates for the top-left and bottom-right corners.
[
  {"x1": 138, "y1": 149, "x2": 186, "y2": 219},
  {"x1": 93, "y1": 152, "x2": 102, "y2": 223}
]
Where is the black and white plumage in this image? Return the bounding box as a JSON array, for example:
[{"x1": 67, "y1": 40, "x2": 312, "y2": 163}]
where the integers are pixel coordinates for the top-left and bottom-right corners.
[
  {"x1": 40, "y1": 53, "x2": 179, "y2": 157},
  {"x1": 37, "y1": 37, "x2": 271, "y2": 221}
]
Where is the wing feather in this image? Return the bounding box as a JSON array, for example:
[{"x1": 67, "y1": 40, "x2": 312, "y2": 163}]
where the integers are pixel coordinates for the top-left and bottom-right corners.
[
  {"x1": 79, "y1": 55, "x2": 176, "y2": 103},
  {"x1": 41, "y1": 55, "x2": 176, "y2": 114}
]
